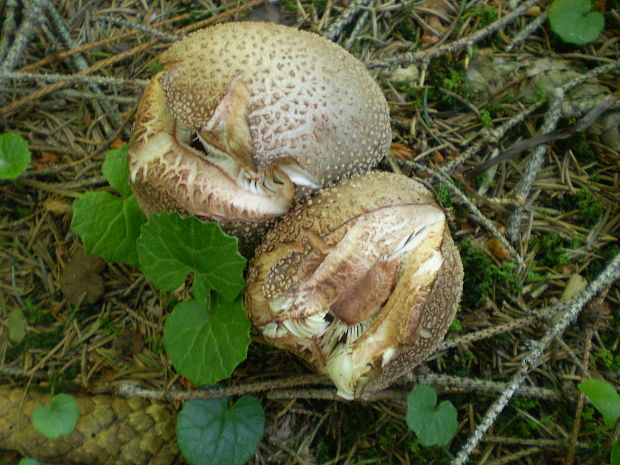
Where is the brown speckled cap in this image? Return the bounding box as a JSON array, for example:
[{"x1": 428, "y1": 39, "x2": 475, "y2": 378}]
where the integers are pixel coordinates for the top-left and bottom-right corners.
[
  {"x1": 245, "y1": 171, "x2": 464, "y2": 399},
  {"x1": 128, "y1": 22, "x2": 391, "y2": 250}
]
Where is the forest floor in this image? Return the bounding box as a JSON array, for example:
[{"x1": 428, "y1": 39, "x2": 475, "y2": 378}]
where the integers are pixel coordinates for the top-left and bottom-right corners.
[{"x1": 0, "y1": 0, "x2": 619, "y2": 464}]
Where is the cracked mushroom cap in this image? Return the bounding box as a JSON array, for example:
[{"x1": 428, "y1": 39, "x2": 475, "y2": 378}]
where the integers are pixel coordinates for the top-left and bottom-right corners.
[
  {"x1": 128, "y1": 21, "x2": 391, "y2": 244},
  {"x1": 245, "y1": 171, "x2": 463, "y2": 399}
]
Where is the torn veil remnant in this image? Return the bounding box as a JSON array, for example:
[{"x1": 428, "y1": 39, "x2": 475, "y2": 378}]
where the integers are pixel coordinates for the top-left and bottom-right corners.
[
  {"x1": 246, "y1": 171, "x2": 464, "y2": 399},
  {"x1": 128, "y1": 21, "x2": 390, "y2": 244}
]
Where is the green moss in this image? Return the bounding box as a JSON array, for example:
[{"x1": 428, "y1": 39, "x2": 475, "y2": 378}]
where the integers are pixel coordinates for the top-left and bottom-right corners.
[
  {"x1": 442, "y1": 68, "x2": 465, "y2": 93},
  {"x1": 283, "y1": 0, "x2": 297, "y2": 11},
  {"x1": 6, "y1": 328, "x2": 65, "y2": 362},
  {"x1": 99, "y1": 315, "x2": 121, "y2": 336},
  {"x1": 564, "y1": 131, "x2": 597, "y2": 163},
  {"x1": 575, "y1": 189, "x2": 604, "y2": 226},
  {"x1": 535, "y1": 84, "x2": 548, "y2": 102},
  {"x1": 510, "y1": 398, "x2": 540, "y2": 410},
  {"x1": 436, "y1": 183, "x2": 453, "y2": 208},
  {"x1": 494, "y1": 262, "x2": 523, "y2": 296},
  {"x1": 48, "y1": 364, "x2": 79, "y2": 394},
  {"x1": 531, "y1": 233, "x2": 570, "y2": 268},
  {"x1": 582, "y1": 406, "x2": 595, "y2": 422},
  {"x1": 479, "y1": 109, "x2": 493, "y2": 127},
  {"x1": 394, "y1": 3, "x2": 417, "y2": 41},
  {"x1": 592, "y1": 348, "x2": 620, "y2": 372},
  {"x1": 148, "y1": 59, "x2": 163, "y2": 72},
  {"x1": 21, "y1": 297, "x2": 55, "y2": 325},
  {"x1": 585, "y1": 245, "x2": 619, "y2": 277},
  {"x1": 311, "y1": 0, "x2": 326, "y2": 14},
  {"x1": 464, "y1": 6, "x2": 498, "y2": 28},
  {"x1": 458, "y1": 239, "x2": 523, "y2": 308}
]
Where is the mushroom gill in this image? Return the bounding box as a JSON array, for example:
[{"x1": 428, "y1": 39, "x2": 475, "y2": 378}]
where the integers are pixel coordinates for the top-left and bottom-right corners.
[
  {"x1": 245, "y1": 171, "x2": 464, "y2": 399},
  {"x1": 128, "y1": 21, "x2": 391, "y2": 242}
]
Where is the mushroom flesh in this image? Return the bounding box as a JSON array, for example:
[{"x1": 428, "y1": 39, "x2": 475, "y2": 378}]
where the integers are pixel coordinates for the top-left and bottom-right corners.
[
  {"x1": 245, "y1": 171, "x2": 464, "y2": 399},
  {"x1": 128, "y1": 22, "x2": 391, "y2": 240}
]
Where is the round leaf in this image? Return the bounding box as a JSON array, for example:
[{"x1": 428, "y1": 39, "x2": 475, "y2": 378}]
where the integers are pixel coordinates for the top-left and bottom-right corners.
[
  {"x1": 71, "y1": 192, "x2": 145, "y2": 266},
  {"x1": 8, "y1": 308, "x2": 26, "y2": 343},
  {"x1": 101, "y1": 145, "x2": 131, "y2": 197},
  {"x1": 406, "y1": 384, "x2": 458, "y2": 447},
  {"x1": 137, "y1": 212, "x2": 246, "y2": 301},
  {"x1": 164, "y1": 296, "x2": 251, "y2": 385},
  {"x1": 19, "y1": 459, "x2": 40, "y2": 465},
  {"x1": 32, "y1": 393, "x2": 80, "y2": 439},
  {"x1": 0, "y1": 132, "x2": 31, "y2": 179},
  {"x1": 177, "y1": 396, "x2": 265, "y2": 465},
  {"x1": 578, "y1": 378, "x2": 620, "y2": 429},
  {"x1": 549, "y1": 0, "x2": 604, "y2": 45}
]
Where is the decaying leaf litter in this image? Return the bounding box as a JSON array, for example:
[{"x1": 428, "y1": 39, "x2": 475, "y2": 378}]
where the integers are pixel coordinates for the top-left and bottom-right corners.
[{"x1": 0, "y1": 0, "x2": 619, "y2": 464}]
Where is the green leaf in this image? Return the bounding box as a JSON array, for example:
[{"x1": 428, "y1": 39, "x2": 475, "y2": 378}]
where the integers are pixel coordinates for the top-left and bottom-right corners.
[
  {"x1": 71, "y1": 192, "x2": 145, "y2": 266},
  {"x1": 32, "y1": 393, "x2": 80, "y2": 439},
  {"x1": 101, "y1": 145, "x2": 131, "y2": 197},
  {"x1": 176, "y1": 396, "x2": 265, "y2": 465},
  {"x1": 19, "y1": 459, "x2": 40, "y2": 465},
  {"x1": 406, "y1": 384, "x2": 458, "y2": 447},
  {"x1": 578, "y1": 378, "x2": 620, "y2": 429},
  {"x1": 8, "y1": 308, "x2": 26, "y2": 343},
  {"x1": 164, "y1": 296, "x2": 251, "y2": 385},
  {"x1": 548, "y1": 0, "x2": 604, "y2": 45},
  {"x1": 0, "y1": 132, "x2": 31, "y2": 179},
  {"x1": 137, "y1": 212, "x2": 246, "y2": 301},
  {"x1": 71, "y1": 147, "x2": 146, "y2": 265}
]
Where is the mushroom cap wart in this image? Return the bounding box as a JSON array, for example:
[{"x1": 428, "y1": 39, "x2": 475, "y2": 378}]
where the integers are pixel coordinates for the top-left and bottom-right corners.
[
  {"x1": 128, "y1": 21, "x2": 391, "y2": 239},
  {"x1": 245, "y1": 171, "x2": 464, "y2": 399}
]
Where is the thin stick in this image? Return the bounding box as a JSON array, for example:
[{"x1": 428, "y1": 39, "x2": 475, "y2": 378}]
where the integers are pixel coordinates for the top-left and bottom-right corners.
[
  {"x1": 368, "y1": 0, "x2": 543, "y2": 68},
  {"x1": 566, "y1": 325, "x2": 593, "y2": 465},
  {"x1": 0, "y1": 86, "x2": 138, "y2": 104},
  {"x1": 435, "y1": 306, "x2": 555, "y2": 353},
  {"x1": 449, "y1": 251, "x2": 620, "y2": 465},
  {"x1": 0, "y1": 0, "x2": 18, "y2": 62},
  {"x1": 97, "y1": 16, "x2": 180, "y2": 42},
  {"x1": 46, "y1": 2, "x2": 125, "y2": 133},
  {"x1": 415, "y1": 373, "x2": 561, "y2": 401},
  {"x1": 443, "y1": 101, "x2": 546, "y2": 174},
  {"x1": 506, "y1": 11, "x2": 547, "y2": 52},
  {"x1": 0, "y1": 71, "x2": 149, "y2": 87},
  {"x1": 0, "y1": 0, "x2": 48, "y2": 72},
  {"x1": 507, "y1": 89, "x2": 564, "y2": 242},
  {"x1": 116, "y1": 374, "x2": 328, "y2": 401},
  {"x1": 324, "y1": 0, "x2": 372, "y2": 41}
]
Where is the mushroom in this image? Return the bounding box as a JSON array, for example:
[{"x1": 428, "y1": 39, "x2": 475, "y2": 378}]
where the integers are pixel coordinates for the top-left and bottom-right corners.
[
  {"x1": 128, "y1": 22, "x2": 391, "y2": 244},
  {"x1": 245, "y1": 171, "x2": 464, "y2": 399}
]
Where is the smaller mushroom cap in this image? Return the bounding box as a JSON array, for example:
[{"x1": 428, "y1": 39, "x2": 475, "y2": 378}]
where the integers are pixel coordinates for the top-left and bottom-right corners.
[{"x1": 245, "y1": 171, "x2": 464, "y2": 399}]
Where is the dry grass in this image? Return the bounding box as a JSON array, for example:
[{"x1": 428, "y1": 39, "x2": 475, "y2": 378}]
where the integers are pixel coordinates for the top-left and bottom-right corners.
[{"x1": 1, "y1": 0, "x2": 619, "y2": 464}]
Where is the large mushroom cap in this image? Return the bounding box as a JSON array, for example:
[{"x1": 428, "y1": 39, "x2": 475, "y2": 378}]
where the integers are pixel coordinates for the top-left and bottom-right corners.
[
  {"x1": 245, "y1": 171, "x2": 464, "y2": 399},
  {"x1": 128, "y1": 21, "x2": 391, "y2": 246}
]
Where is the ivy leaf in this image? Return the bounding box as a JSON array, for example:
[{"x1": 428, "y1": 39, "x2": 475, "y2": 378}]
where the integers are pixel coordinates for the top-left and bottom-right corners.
[
  {"x1": 548, "y1": 0, "x2": 604, "y2": 46},
  {"x1": 32, "y1": 394, "x2": 80, "y2": 439},
  {"x1": 71, "y1": 192, "x2": 145, "y2": 266},
  {"x1": 163, "y1": 296, "x2": 251, "y2": 385},
  {"x1": 0, "y1": 132, "x2": 31, "y2": 179},
  {"x1": 612, "y1": 438, "x2": 620, "y2": 465},
  {"x1": 101, "y1": 145, "x2": 131, "y2": 197},
  {"x1": 406, "y1": 384, "x2": 458, "y2": 447},
  {"x1": 137, "y1": 212, "x2": 246, "y2": 301},
  {"x1": 19, "y1": 459, "x2": 40, "y2": 465},
  {"x1": 176, "y1": 396, "x2": 265, "y2": 465},
  {"x1": 578, "y1": 378, "x2": 620, "y2": 429},
  {"x1": 71, "y1": 146, "x2": 146, "y2": 265}
]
